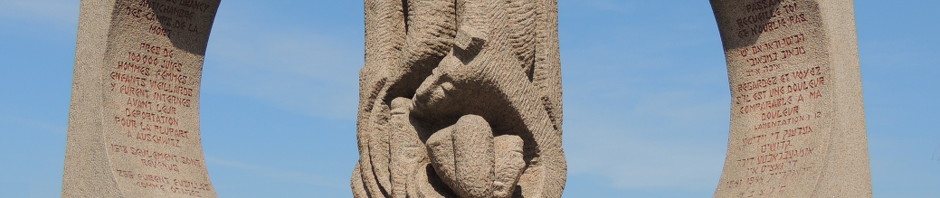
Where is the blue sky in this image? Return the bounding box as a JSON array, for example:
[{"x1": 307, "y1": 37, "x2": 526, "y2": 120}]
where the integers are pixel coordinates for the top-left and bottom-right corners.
[{"x1": 1, "y1": 0, "x2": 938, "y2": 197}]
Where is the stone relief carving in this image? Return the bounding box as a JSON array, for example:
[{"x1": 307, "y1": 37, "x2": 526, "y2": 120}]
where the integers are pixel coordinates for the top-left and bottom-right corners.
[{"x1": 352, "y1": 0, "x2": 566, "y2": 197}]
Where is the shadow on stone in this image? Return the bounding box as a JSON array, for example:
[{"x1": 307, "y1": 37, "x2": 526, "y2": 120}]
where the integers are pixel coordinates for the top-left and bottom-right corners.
[{"x1": 146, "y1": 0, "x2": 221, "y2": 55}]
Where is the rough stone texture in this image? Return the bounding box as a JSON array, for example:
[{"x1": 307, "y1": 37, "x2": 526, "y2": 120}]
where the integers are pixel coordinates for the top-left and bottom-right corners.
[
  {"x1": 710, "y1": 0, "x2": 871, "y2": 197},
  {"x1": 353, "y1": 0, "x2": 566, "y2": 197},
  {"x1": 63, "y1": 0, "x2": 220, "y2": 197}
]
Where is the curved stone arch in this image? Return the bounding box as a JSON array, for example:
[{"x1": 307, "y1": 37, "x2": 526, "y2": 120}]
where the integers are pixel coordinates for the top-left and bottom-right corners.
[
  {"x1": 64, "y1": 0, "x2": 221, "y2": 197},
  {"x1": 60, "y1": 0, "x2": 872, "y2": 197},
  {"x1": 709, "y1": 0, "x2": 870, "y2": 197}
]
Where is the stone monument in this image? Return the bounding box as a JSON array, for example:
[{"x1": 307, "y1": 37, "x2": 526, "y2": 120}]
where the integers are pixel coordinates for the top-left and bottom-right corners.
[
  {"x1": 710, "y1": 0, "x2": 871, "y2": 197},
  {"x1": 352, "y1": 0, "x2": 566, "y2": 197},
  {"x1": 63, "y1": 0, "x2": 220, "y2": 197}
]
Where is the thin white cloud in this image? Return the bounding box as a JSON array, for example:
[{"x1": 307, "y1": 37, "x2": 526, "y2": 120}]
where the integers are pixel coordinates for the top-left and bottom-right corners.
[
  {"x1": 566, "y1": 129, "x2": 724, "y2": 190},
  {"x1": 563, "y1": 85, "x2": 729, "y2": 191},
  {"x1": 0, "y1": 113, "x2": 65, "y2": 134},
  {"x1": 205, "y1": 156, "x2": 341, "y2": 188},
  {"x1": 932, "y1": 146, "x2": 940, "y2": 162},
  {"x1": 202, "y1": 8, "x2": 361, "y2": 120},
  {"x1": 0, "y1": 0, "x2": 78, "y2": 26}
]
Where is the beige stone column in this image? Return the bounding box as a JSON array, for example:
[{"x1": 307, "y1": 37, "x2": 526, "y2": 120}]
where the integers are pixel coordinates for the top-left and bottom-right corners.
[
  {"x1": 63, "y1": 0, "x2": 220, "y2": 197},
  {"x1": 710, "y1": 0, "x2": 871, "y2": 197}
]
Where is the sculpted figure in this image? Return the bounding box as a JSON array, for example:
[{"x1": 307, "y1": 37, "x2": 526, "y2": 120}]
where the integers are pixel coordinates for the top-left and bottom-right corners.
[{"x1": 353, "y1": 0, "x2": 566, "y2": 197}]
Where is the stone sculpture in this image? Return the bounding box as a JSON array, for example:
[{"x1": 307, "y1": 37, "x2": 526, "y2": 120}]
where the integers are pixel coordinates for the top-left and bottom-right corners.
[
  {"x1": 710, "y1": 0, "x2": 872, "y2": 197},
  {"x1": 63, "y1": 0, "x2": 220, "y2": 197},
  {"x1": 352, "y1": 0, "x2": 566, "y2": 197}
]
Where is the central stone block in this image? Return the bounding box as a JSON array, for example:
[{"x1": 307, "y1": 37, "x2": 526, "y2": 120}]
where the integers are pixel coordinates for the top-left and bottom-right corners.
[{"x1": 352, "y1": 0, "x2": 567, "y2": 197}]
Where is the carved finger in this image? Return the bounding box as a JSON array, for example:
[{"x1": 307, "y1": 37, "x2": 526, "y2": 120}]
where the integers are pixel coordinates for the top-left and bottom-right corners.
[
  {"x1": 493, "y1": 134, "x2": 525, "y2": 198},
  {"x1": 389, "y1": 97, "x2": 426, "y2": 198}
]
